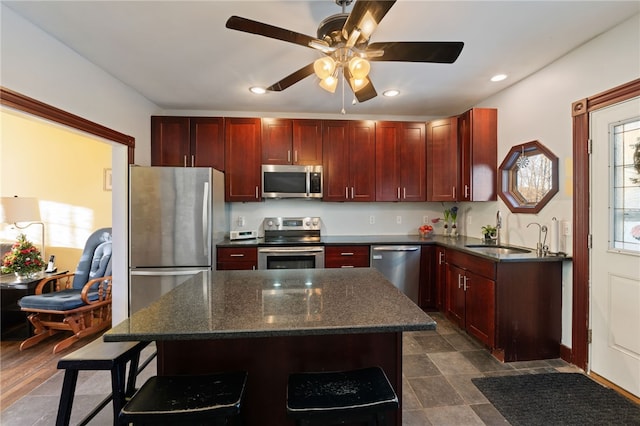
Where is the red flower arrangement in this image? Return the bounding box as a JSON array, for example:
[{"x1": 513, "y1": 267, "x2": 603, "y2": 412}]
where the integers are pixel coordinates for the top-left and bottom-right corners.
[{"x1": 1, "y1": 234, "x2": 44, "y2": 276}]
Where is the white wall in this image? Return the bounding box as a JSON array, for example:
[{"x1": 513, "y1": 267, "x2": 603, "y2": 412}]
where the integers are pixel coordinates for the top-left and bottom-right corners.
[{"x1": 1, "y1": 5, "x2": 158, "y2": 323}]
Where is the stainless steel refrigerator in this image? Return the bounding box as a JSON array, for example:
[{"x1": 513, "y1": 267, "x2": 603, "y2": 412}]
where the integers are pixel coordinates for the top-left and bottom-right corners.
[{"x1": 129, "y1": 166, "x2": 227, "y2": 314}]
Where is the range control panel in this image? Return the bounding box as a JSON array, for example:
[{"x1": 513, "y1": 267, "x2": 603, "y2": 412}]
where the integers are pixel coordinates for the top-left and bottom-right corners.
[{"x1": 263, "y1": 217, "x2": 321, "y2": 231}]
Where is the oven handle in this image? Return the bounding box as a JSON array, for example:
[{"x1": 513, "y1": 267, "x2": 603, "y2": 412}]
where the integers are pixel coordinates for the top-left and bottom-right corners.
[{"x1": 258, "y1": 247, "x2": 324, "y2": 253}]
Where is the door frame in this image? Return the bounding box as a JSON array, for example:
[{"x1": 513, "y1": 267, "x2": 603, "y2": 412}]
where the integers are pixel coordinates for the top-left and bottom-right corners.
[{"x1": 571, "y1": 78, "x2": 640, "y2": 370}]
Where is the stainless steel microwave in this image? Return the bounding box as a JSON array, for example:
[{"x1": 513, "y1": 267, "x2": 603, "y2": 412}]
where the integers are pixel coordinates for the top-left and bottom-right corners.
[{"x1": 261, "y1": 164, "x2": 323, "y2": 199}]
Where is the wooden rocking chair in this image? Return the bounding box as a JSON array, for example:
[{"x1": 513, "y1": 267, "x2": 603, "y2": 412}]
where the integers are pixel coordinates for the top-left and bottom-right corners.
[{"x1": 18, "y1": 228, "x2": 113, "y2": 354}]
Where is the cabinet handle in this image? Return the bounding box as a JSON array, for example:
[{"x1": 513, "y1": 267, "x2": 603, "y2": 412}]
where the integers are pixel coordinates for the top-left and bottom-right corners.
[
  {"x1": 458, "y1": 274, "x2": 463, "y2": 289},
  {"x1": 345, "y1": 187, "x2": 349, "y2": 199},
  {"x1": 397, "y1": 187, "x2": 401, "y2": 199},
  {"x1": 341, "y1": 265, "x2": 355, "y2": 268},
  {"x1": 452, "y1": 186, "x2": 456, "y2": 199},
  {"x1": 294, "y1": 150, "x2": 298, "y2": 163},
  {"x1": 465, "y1": 185, "x2": 469, "y2": 199},
  {"x1": 351, "y1": 187, "x2": 354, "y2": 199},
  {"x1": 288, "y1": 150, "x2": 291, "y2": 163},
  {"x1": 183, "y1": 155, "x2": 187, "y2": 167},
  {"x1": 191, "y1": 155, "x2": 195, "y2": 167},
  {"x1": 341, "y1": 252, "x2": 354, "y2": 256},
  {"x1": 463, "y1": 276, "x2": 469, "y2": 291},
  {"x1": 229, "y1": 254, "x2": 245, "y2": 257},
  {"x1": 403, "y1": 187, "x2": 406, "y2": 199},
  {"x1": 438, "y1": 252, "x2": 445, "y2": 265},
  {"x1": 255, "y1": 186, "x2": 259, "y2": 199}
]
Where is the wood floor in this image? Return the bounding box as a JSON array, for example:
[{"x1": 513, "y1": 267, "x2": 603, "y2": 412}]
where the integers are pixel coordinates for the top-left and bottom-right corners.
[{"x1": 0, "y1": 332, "x2": 102, "y2": 410}]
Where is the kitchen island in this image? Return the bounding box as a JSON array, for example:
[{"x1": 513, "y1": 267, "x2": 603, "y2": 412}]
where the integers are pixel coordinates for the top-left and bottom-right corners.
[{"x1": 105, "y1": 268, "x2": 435, "y2": 426}]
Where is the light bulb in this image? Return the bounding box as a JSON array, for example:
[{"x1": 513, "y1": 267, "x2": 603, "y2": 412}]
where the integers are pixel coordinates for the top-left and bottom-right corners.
[
  {"x1": 313, "y1": 57, "x2": 336, "y2": 80},
  {"x1": 349, "y1": 76, "x2": 370, "y2": 91},
  {"x1": 319, "y1": 75, "x2": 338, "y2": 93},
  {"x1": 348, "y1": 57, "x2": 370, "y2": 79}
]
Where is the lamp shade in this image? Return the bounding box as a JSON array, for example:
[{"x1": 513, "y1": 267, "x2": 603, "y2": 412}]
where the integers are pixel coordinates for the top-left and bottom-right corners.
[
  {"x1": 348, "y1": 57, "x2": 370, "y2": 80},
  {"x1": 313, "y1": 57, "x2": 336, "y2": 80},
  {"x1": 1, "y1": 197, "x2": 41, "y2": 223}
]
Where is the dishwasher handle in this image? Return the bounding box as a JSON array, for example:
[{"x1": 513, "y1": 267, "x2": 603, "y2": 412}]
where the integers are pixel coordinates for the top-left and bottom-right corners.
[{"x1": 372, "y1": 246, "x2": 420, "y2": 252}]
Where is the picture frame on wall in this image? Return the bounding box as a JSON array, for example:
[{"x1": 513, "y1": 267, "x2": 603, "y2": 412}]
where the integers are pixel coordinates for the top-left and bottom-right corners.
[{"x1": 104, "y1": 168, "x2": 112, "y2": 191}]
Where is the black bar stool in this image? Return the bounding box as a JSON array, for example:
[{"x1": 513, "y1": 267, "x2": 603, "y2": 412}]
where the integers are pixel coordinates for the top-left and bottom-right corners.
[
  {"x1": 119, "y1": 371, "x2": 247, "y2": 425},
  {"x1": 286, "y1": 367, "x2": 399, "y2": 426}
]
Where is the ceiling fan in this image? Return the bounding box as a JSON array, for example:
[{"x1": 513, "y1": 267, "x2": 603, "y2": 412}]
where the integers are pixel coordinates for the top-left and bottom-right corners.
[{"x1": 226, "y1": 0, "x2": 464, "y2": 103}]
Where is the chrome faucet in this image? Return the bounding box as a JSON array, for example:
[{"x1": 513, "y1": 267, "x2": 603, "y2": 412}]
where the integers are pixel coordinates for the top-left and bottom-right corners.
[
  {"x1": 527, "y1": 222, "x2": 548, "y2": 256},
  {"x1": 496, "y1": 210, "x2": 502, "y2": 246}
]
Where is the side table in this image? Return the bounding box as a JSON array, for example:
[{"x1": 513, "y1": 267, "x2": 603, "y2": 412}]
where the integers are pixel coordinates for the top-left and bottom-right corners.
[{"x1": 0, "y1": 271, "x2": 67, "y2": 340}]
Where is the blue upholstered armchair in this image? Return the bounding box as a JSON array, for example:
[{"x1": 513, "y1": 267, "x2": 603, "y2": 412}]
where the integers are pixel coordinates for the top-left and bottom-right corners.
[{"x1": 18, "y1": 228, "x2": 113, "y2": 353}]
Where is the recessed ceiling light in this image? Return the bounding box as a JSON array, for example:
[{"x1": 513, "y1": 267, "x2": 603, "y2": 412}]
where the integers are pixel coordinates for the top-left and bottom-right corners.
[
  {"x1": 383, "y1": 89, "x2": 400, "y2": 97},
  {"x1": 490, "y1": 74, "x2": 507, "y2": 82},
  {"x1": 249, "y1": 86, "x2": 266, "y2": 94}
]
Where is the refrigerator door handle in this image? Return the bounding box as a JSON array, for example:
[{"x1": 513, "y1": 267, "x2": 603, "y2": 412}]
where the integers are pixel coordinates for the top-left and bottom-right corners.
[
  {"x1": 203, "y1": 181, "x2": 210, "y2": 258},
  {"x1": 130, "y1": 269, "x2": 206, "y2": 276}
]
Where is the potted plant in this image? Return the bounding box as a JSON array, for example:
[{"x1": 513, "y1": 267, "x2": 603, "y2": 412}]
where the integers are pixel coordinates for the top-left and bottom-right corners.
[{"x1": 481, "y1": 225, "x2": 498, "y2": 242}]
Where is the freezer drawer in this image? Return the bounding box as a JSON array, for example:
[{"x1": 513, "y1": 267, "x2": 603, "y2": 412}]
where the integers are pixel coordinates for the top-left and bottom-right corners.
[
  {"x1": 371, "y1": 246, "x2": 421, "y2": 304},
  {"x1": 129, "y1": 268, "x2": 209, "y2": 314}
]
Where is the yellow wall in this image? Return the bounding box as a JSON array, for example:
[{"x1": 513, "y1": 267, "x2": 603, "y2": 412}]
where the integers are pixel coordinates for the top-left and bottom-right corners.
[{"x1": 0, "y1": 109, "x2": 112, "y2": 273}]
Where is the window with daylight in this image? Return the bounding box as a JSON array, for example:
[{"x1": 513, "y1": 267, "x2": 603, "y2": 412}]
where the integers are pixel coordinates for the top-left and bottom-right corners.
[{"x1": 612, "y1": 118, "x2": 640, "y2": 252}]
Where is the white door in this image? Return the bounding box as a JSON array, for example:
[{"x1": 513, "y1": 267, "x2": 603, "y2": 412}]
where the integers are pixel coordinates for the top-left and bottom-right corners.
[{"x1": 589, "y1": 96, "x2": 640, "y2": 397}]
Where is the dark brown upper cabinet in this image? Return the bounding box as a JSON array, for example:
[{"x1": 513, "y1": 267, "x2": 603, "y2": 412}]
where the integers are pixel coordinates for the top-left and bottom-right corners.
[
  {"x1": 261, "y1": 118, "x2": 322, "y2": 165},
  {"x1": 225, "y1": 117, "x2": 262, "y2": 202},
  {"x1": 151, "y1": 116, "x2": 224, "y2": 171},
  {"x1": 498, "y1": 140, "x2": 559, "y2": 213},
  {"x1": 376, "y1": 121, "x2": 426, "y2": 202},
  {"x1": 427, "y1": 116, "x2": 459, "y2": 201},
  {"x1": 323, "y1": 120, "x2": 376, "y2": 202}
]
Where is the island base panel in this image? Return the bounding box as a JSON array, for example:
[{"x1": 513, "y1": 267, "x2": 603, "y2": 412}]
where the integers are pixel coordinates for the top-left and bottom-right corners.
[{"x1": 158, "y1": 332, "x2": 402, "y2": 426}]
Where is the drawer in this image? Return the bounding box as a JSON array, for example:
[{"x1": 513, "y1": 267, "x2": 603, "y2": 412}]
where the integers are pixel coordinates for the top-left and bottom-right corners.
[
  {"x1": 216, "y1": 247, "x2": 257, "y2": 262},
  {"x1": 446, "y1": 249, "x2": 496, "y2": 280},
  {"x1": 325, "y1": 245, "x2": 370, "y2": 268}
]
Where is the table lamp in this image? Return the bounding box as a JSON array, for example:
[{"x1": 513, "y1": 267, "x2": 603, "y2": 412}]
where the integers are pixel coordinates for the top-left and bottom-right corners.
[{"x1": 1, "y1": 196, "x2": 45, "y2": 260}]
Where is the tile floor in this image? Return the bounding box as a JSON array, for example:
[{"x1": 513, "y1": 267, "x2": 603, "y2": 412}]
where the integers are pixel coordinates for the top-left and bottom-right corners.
[{"x1": 0, "y1": 311, "x2": 580, "y2": 425}]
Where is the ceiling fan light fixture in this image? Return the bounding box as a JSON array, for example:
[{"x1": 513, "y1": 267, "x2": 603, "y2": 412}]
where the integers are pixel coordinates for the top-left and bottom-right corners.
[
  {"x1": 348, "y1": 57, "x2": 370, "y2": 79},
  {"x1": 313, "y1": 56, "x2": 336, "y2": 80},
  {"x1": 319, "y1": 75, "x2": 339, "y2": 93},
  {"x1": 349, "y1": 76, "x2": 370, "y2": 91}
]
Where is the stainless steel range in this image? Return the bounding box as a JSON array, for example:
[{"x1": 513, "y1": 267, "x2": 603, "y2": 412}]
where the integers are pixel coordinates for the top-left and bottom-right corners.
[{"x1": 258, "y1": 217, "x2": 324, "y2": 270}]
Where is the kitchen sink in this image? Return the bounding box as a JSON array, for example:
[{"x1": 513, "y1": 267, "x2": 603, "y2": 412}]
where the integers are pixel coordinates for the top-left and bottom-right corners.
[{"x1": 465, "y1": 244, "x2": 532, "y2": 255}]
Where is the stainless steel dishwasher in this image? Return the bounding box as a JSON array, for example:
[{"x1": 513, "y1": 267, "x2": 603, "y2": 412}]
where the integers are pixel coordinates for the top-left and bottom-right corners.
[{"x1": 371, "y1": 245, "x2": 421, "y2": 304}]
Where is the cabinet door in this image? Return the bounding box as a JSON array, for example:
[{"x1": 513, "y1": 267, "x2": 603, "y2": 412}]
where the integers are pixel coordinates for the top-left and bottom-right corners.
[
  {"x1": 262, "y1": 118, "x2": 292, "y2": 164},
  {"x1": 151, "y1": 116, "x2": 190, "y2": 166},
  {"x1": 225, "y1": 118, "x2": 262, "y2": 202},
  {"x1": 349, "y1": 120, "x2": 376, "y2": 202},
  {"x1": 323, "y1": 121, "x2": 350, "y2": 201},
  {"x1": 427, "y1": 117, "x2": 459, "y2": 201},
  {"x1": 400, "y1": 122, "x2": 426, "y2": 201},
  {"x1": 445, "y1": 263, "x2": 466, "y2": 328},
  {"x1": 464, "y1": 269, "x2": 495, "y2": 346},
  {"x1": 292, "y1": 119, "x2": 323, "y2": 165},
  {"x1": 419, "y1": 245, "x2": 436, "y2": 309},
  {"x1": 435, "y1": 246, "x2": 447, "y2": 311},
  {"x1": 191, "y1": 117, "x2": 224, "y2": 171},
  {"x1": 375, "y1": 122, "x2": 402, "y2": 201},
  {"x1": 459, "y1": 108, "x2": 497, "y2": 201}
]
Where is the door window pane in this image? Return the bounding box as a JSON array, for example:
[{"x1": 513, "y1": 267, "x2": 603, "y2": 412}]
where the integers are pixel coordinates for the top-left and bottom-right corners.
[{"x1": 612, "y1": 119, "x2": 640, "y2": 252}]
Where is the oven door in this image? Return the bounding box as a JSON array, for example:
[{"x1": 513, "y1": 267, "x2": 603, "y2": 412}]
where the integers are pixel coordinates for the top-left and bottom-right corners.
[{"x1": 257, "y1": 247, "x2": 325, "y2": 270}]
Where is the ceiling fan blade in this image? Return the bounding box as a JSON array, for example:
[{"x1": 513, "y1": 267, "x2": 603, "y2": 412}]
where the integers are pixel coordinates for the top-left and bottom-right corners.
[
  {"x1": 342, "y1": 1, "x2": 396, "y2": 46},
  {"x1": 344, "y1": 67, "x2": 377, "y2": 103},
  {"x1": 226, "y1": 16, "x2": 329, "y2": 50},
  {"x1": 266, "y1": 63, "x2": 315, "y2": 92},
  {"x1": 367, "y1": 41, "x2": 464, "y2": 63}
]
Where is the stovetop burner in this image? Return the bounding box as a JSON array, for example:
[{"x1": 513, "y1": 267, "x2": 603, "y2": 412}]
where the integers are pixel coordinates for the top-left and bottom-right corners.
[{"x1": 263, "y1": 217, "x2": 321, "y2": 243}]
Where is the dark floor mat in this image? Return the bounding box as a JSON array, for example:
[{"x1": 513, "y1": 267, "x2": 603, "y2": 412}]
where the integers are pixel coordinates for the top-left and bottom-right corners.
[{"x1": 472, "y1": 373, "x2": 640, "y2": 425}]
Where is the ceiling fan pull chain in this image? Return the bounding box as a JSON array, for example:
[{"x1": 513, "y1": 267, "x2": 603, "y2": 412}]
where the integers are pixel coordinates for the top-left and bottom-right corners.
[{"x1": 341, "y1": 67, "x2": 346, "y2": 114}]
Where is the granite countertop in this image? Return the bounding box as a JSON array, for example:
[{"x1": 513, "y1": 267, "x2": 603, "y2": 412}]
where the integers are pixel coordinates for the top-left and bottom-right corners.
[
  {"x1": 217, "y1": 235, "x2": 570, "y2": 263},
  {"x1": 104, "y1": 268, "x2": 436, "y2": 342}
]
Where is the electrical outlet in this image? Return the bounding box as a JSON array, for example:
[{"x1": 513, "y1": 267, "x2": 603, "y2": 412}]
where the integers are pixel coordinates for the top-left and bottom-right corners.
[
  {"x1": 369, "y1": 215, "x2": 375, "y2": 225},
  {"x1": 238, "y1": 216, "x2": 245, "y2": 227},
  {"x1": 467, "y1": 215, "x2": 472, "y2": 225},
  {"x1": 563, "y1": 221, "x2": 571, "y2": 236},
  {"x1": 396, "y1": 216, "x2": 402, "y2": 224},
  {"x1": 423, "y1": 215, "x2": 429, "y2": 224}
]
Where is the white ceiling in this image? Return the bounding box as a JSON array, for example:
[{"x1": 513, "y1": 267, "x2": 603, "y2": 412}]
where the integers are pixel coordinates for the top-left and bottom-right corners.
[{"x1": 5, "y1": 1, "x2": 639, "y2": 118}]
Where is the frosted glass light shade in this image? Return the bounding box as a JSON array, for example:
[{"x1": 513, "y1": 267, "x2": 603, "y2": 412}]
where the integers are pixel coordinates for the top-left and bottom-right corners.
[
  {"x1": 348, "y1": 57, "x2": 370, "y2": 79},
  {"x1": 313, "y1": 57, "x2": 336, "y2": 80},
  {"x1": 319, "y1": 76, "x2": 338, "y2": 93}
]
